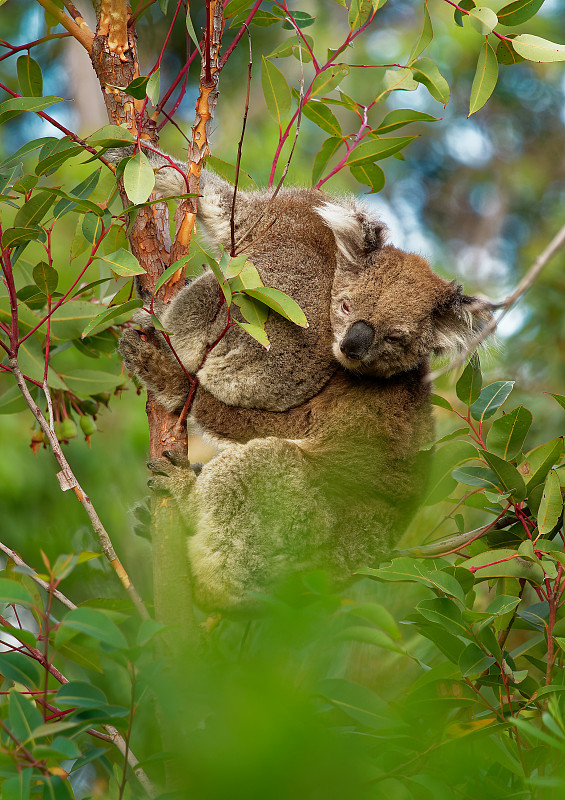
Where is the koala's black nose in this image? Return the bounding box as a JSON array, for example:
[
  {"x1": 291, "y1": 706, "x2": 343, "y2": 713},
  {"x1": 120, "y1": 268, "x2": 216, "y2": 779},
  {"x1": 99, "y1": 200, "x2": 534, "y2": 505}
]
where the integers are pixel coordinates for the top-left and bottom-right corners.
[{"x1": 340, "y1": 321, "x2": 375, "y2": 360}]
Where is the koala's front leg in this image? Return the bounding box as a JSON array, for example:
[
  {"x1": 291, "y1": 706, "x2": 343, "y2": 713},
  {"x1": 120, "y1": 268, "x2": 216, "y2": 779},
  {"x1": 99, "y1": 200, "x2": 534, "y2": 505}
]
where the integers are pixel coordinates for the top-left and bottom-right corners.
[{"x1": 119, "y1": 328, "x2": 192, "y2": 412}]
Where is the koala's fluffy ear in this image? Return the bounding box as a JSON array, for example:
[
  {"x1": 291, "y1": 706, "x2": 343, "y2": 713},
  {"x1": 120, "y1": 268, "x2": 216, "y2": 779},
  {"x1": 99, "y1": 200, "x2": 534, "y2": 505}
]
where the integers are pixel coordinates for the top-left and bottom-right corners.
[
  {"x1": 315, "y1": 201, "x2": 387, "y2": 266},
  {"x1": 433, "y1": 282, "x2": 494, "y2": 354}
]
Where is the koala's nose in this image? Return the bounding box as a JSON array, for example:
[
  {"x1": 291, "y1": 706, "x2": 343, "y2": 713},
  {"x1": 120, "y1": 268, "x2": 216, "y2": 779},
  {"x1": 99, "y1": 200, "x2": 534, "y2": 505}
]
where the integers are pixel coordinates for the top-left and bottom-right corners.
[{"x1": 340, "y1": 321, "x2": 375, "y2": 360}]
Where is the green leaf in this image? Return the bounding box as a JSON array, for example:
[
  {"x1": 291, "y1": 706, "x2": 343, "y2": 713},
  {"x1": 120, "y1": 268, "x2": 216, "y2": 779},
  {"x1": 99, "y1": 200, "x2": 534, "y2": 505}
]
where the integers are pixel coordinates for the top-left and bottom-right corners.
[
  {"x1": 0, "y1": 384, "x2": 28, "y2": 414},
  {"x1": 0, "y1": 139, "x2": 55, "y2": 170},
  {"x1": 185, "y1": 9, "x2": 203, "y2": 55},
  {"x1": 348, "y1": 602, "x2": 401, "y2": 640},
  {"x1": 497, "y1": 0, "x2": 545, "y2": 26},
  {"x1": 2, "y1": 770, "x2": 32, "y2": 800},
  {"x1": 232, "y1": 294, "x2": 269, "y2": 326},
  {"x1": 423, "y1": 441, "x2": 479, "y2": 505},
  {"x1": 60, "y1": 370, "x2": 126, "y2": 396},
  {"x1": 32, "y1": 261, "x2": 58, "y2": 296},
  {"x1": 88, "y1": 124, "x2": 136, "y2": 148},
  {"x1": 312, "y1": 136, "x2": 342, "y2": 185},
  {"x1": 0, "y1": 96, "x2": 62, "y2": 126},
  {"x1": 520, "y1": 438, "x2": 564, "y2": 489},
  {"x1": 459, "y1": 643, "x2": 495, "y2": 677},
  {"x1": 482, "y1": 450, "x2": 527, "y2": 501},
  {"x1": 96, "y1": 248, "x2": 145, "y2": 277},
  {"x1": 17, "y1": 55, "x2": 43, "y2": 97},
  {"x1": 463, "y1": 549, "x2": 545, "y2": 584},
  {"x1": 359, "y1": 556, "x2": 450, "y2": 585},
  {"x1": 349, "y1": 0, "x2": 388, "y2": 28},
  {"x1": 452, "y1": 465, "x2": 499, "y2": 490},
  {"x1": 349, "y1": 162, "x2": 385, "y2": 193},
  {"x1": 205, "y1": 155, "x2": 256, "y2": 191},
  {"x1": 243, "y1": 287, "x2": 307, "y2": 327},
  {"x1": 410, "y1": 58, "x2": 450, "y2": 104},
  {"x1": 124, "y1": 150, "x2": 155, "y2": 204},
  {"x1": 409, "y1": 2, "x2": 433, "y2": 62},
  {"x1": 311, "y1": 66, "x2": 350, "y2": 97},
  {"x1": 145, "y1": 69, "x2": 160, "y2": 105},
  {"x1": 35, "y1": 138, "x2": 84, "y2": 176},
  {"x1": 48, "y1": 301, "x2": 102, "y2": 340},
  {"x1": 376, "y1": 108, "x2": 440, "y2": 135},
  {"x1": 468, "y1": 6, "x2": 499, "y2": 34},
  {"x1": 549, "y1": 393, "x2": 565, "y2": 412},
  {"x1": 0, "y1": 652, "x2": 42, "y2": 688},
  {"x1": 317, "y1": 678, "x2": 393, "y2": 730},
  {"x1": 228, "y1": 261, "x2": 263, "y2": 291},
  {"x1": 496, "y1": 37, "x2": 526, "y2": 65},
  {"x1": 537, "y1": 470, "x2": 563, "y2": 536},
  {"x1": 14, "y1": 190, "x2": 55, "y2": 228},
  {"x1": 486, "y1": 406, "x2": 532, "y2": 461},
  {"x1": 346, "y1": 136, "x2": 416, "y2": 166},
  {"x1": 417, "y1": 597, "x2": 469, "y2": 637},
  {"x1": 55, "y1": 681, "x2": 108, "y2": 709},
  {"x1": 124, "y1": 76, "x2": 149, "y2": 100},
  {"x1": 470, "y1": 380, "x2": 514, "y2": 421},
  {"x1": 9, "y1": 689, "x2": 43, "y2": 743},
  {"x1": 512, "y1": 34, "x2": 565, "y2": 62},
  {"x1": 469, "y1": 40, "x2": 498, "y2": 116},
  {"x1": 427, "y1": 569, "x2": 467, "y2": 604},
  {"x1": 334, "y1": 625, "x2": 405, "y2": 654},
  {"x1": 55, "y1": 607, "x2": 128, "y2": 650},
  {"x1": 485, "y1": 594, "x2": 522, "y2": 616},
  {"x1": 302, "y1": 101, "x2": 342, "y2": 136},
  {"x1": 154, "y1": 258, "x2": 191, "y2": 293},
  {"x1": 261, "y1": 57, "x2": 291, "y2": 127},
  {"x1": 430, "y1": 393, "x2": 453, "y2": 411},
  {"x1": 235, "y1": 320, "x2": 270, "y2": 348},
  {"x1": 0, "y1": 578, "x2": 35, "y2": 606},
  {"x1": 382, "y1": 68, "x2": 418, "y2": 94},
  {"x1": 223, "y1": 253, "x2": 250, "y2": 279},
  {"x1": 81, "y1": 298, "x2": 144, "y2": 338},
  {"x1": 224, "y1": 0, "x2": 252, "y2": 18},
  {"x1": 53, "y1": 169, "x2": 101, "y2": 218},
  {"x1": 456, "y1": 354, "x2": 482, "y2": 406},
  {"x1": 136, "y1": 618, "x2": 166, "y2": 647}
]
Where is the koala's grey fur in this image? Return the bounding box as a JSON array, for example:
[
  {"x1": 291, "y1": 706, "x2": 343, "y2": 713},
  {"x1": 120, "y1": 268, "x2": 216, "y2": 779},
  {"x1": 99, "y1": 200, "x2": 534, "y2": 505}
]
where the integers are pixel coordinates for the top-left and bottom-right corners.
[
  {"x1": 118, "y1": 149, "x2": 491, "y2": 415},
  {"x1": 115, "y1": 148, "x2": 493, "y2": 613}
]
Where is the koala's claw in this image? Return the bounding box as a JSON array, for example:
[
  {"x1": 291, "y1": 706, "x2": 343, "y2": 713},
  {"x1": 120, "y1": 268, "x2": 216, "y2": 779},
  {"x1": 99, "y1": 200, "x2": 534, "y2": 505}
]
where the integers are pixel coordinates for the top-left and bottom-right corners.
[{"x1": 162, "y1": 450, "x2": 190, "y2": 469}]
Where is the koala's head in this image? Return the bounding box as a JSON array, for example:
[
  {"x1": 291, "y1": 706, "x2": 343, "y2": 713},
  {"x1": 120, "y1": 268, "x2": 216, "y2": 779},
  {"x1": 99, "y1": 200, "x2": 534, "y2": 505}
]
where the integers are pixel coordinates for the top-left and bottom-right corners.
[{"x1": 316, "y1": 201, "x2": 493, "y2": 377}]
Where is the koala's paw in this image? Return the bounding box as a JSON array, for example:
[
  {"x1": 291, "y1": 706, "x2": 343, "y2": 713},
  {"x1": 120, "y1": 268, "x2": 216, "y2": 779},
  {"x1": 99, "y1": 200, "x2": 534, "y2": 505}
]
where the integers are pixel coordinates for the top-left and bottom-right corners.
[
  {"x1": 119, "y1": 328, "x2": 157, "y2": 377},
  {"x1": 146, "y1": 450, "x2": 196, "y2": 500}
]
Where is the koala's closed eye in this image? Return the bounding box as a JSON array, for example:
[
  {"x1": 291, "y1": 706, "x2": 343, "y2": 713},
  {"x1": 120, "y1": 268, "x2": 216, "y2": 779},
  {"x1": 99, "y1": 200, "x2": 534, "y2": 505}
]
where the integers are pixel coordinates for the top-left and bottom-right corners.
[{"x1": 384, "y1": 330, "x2": 407, "y2": 344}]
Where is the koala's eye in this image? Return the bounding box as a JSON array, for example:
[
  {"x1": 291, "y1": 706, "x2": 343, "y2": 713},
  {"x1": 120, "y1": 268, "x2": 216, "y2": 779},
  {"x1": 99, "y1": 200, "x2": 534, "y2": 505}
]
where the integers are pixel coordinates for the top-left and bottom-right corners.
[
  {"x1": 384, "y1": 331, "x2": 404, "y2": 344},
  {"x1": 340, "y1": 300, "x2": 351, "y2": 315}
]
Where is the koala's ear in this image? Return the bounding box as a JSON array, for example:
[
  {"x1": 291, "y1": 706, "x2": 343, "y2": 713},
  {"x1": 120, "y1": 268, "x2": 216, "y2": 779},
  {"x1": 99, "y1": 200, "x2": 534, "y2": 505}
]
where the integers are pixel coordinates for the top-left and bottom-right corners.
[
  {"x1": 315, "y1": 201, "x2": 387, "y2": 266},
  {"x1": 432, "y1": 282, "x2": 494, "y2": 354}
]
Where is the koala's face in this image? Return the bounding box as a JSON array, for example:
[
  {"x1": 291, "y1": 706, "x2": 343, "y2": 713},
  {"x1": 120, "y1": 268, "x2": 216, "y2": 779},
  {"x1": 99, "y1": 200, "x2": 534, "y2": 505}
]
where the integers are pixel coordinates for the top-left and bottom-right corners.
[{"x1": 330, "y1": 246, "x2": 483, "y2": 377}]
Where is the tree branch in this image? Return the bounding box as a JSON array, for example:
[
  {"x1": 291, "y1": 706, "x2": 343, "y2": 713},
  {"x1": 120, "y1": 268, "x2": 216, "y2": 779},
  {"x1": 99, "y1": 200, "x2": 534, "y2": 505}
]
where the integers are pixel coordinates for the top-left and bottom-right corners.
[
  {"x1": 428, "y1": 219, "x2": 565, "y2": 383},
  {"x1": 34, "y1": 0, "x2": 94, "y2": 52},
  {"x1": 8, "y1": 359, "x2": 150, "y2": 621}
]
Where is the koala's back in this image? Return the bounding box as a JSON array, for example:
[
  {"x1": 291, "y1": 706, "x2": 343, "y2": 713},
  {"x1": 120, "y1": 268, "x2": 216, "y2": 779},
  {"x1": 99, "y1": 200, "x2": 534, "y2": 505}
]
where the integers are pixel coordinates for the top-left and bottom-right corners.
[{"x1": 167, "y1": 188, "x2": 340, "y2": 411}]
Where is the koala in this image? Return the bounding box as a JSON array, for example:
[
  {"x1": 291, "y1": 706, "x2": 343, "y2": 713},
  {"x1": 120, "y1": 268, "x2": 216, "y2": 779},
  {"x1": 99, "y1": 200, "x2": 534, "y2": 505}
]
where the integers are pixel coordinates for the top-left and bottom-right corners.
[
  {"x1": 118, "y1": 151, "x2": 490, "y2": 419},
  {"x1": 115, "y1": 154, "x2": 492, "y2": 612}
]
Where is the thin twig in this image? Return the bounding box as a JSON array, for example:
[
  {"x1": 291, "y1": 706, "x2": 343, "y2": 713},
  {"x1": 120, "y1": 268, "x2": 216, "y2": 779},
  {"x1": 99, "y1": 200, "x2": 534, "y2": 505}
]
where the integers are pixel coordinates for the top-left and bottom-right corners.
[
  {"x1": 428, "y1": 219, "x2": 565, "y2": 383},
  {"x1": 232, "y1": 23, "x2": 305, "y2": 254},
  {"x1": 0, "y1": 540, "x2": 77, "y2": 611},
  {"x1": 393, "y1": 515, "x2": 513, "y2": 558},
  {"x1": 230, "y1": 26, "x2": 252, "y2": 256},
  {"x1": 8, "y1": 359, "x2": 150, "y2": 621},
  {"x1": 0, "y1": 549, "x2": 155, "y2": 796}
]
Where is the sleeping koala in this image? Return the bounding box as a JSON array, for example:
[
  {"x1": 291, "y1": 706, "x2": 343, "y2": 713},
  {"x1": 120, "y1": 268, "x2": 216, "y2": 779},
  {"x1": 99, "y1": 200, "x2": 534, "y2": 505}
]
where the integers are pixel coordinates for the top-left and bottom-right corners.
[
  {"x1": 119, "y1": 160, "x2": 490, "y2": 421},
  {"x1": 117, "y1": 160, "x2": 492, "y2": 612}
]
